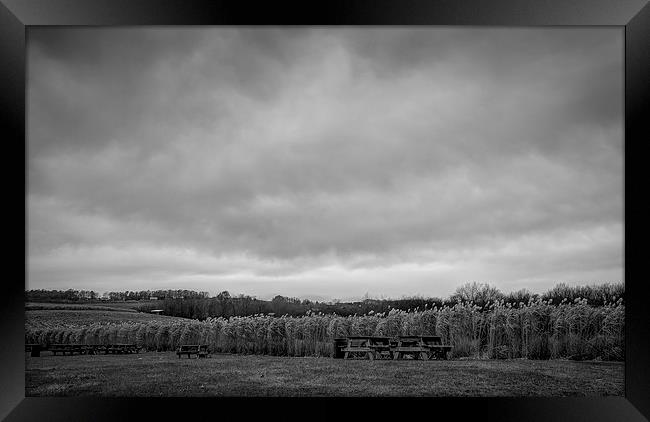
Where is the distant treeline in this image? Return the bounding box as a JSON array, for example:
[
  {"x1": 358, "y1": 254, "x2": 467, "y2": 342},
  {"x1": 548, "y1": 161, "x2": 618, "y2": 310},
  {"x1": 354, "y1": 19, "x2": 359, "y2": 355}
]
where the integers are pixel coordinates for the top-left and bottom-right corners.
[
  {"x1": 25, "y1": 282, "x2": 624, "y2": 320},
  {"x1": 25, "y1": 289, "x2": 210, "y2": 303}
]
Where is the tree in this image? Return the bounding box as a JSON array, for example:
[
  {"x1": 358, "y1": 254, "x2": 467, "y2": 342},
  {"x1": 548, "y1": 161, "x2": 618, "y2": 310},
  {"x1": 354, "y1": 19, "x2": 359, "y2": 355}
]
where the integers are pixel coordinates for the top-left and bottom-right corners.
[
  {"x1": 505, "y1": 288, "x2": 537, "y2": 306},
  {"x1": 216, "y1": 291, "x2": 232, "y2": 317},
  {"x1": 271, "y1": 295, "x2": 288, "y2": 315},
  {"x1": 450, "y1": 282, "x2": 504, "y2": 306}
]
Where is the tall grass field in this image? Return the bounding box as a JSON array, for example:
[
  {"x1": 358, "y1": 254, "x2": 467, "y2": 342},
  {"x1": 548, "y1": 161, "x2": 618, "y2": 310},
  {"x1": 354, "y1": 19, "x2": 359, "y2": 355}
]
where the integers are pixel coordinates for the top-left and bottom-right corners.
[{"x1": 26, "y1": 297, "x2": 624, "y2": 360}]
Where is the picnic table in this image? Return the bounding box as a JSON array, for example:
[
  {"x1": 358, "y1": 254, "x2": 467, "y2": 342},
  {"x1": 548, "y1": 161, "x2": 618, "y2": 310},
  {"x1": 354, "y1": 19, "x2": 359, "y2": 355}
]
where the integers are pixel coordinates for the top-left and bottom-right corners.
[
  {"x1": 176, "y1": 344, "x2": 210, "y2": 359},
  {"x1": 333, "y1": 338, "x2": 348, "y2": 359},
  {"x1": 85, "y1": 344, "x2": 139, "y2": 354},
  {"x1": 25, "y1": 343, "x2": 42, "y2": 357},
  {"x1": 341, "y1": 336, "x2": 375, "y2": 360},
  {"x1": 48, "y1": 344, "x2": 141, "y2": 356},
  {"x1": 368, "y1": 336, "x2": 392, "y2": 360},
  {"x1": 106, "y1": 344, "x2": 141, "y2": 354},
  {"x1": 333, "y1": 335, "x2": 452, "y2": 360},
  {"x1": 71, "y1": 344, "x2": 102, "y2": 355},
  {"x1": 392, "y1": 336, "x2": 429, "y2": 360},
  {"x1": 420, "y1": 336, "x2": 452, "y2": 360},
  {"x1": 50, "y1": 344, "x2": 88, "y2": 356}
]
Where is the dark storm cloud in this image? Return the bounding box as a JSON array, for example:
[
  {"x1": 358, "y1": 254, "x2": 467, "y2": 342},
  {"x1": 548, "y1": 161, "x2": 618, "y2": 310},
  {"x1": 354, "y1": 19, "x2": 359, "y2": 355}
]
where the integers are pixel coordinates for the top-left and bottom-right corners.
[{"x1": 27, "y1": 28, "x2": 623, "y2": 297}]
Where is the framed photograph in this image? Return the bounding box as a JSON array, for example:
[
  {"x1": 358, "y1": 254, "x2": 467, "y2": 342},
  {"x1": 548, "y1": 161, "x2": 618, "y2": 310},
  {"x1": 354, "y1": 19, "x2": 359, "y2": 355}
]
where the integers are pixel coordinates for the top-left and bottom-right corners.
[{"x1": 2, "y1": 0, "x2": 649, "y2": 420}]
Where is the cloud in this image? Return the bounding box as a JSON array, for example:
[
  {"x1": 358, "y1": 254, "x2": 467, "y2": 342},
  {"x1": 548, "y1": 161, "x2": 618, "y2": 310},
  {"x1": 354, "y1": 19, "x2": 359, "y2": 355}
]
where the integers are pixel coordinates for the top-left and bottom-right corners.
[{"x1": 27, "y1": 28, "x2": 623, "y2": 298}]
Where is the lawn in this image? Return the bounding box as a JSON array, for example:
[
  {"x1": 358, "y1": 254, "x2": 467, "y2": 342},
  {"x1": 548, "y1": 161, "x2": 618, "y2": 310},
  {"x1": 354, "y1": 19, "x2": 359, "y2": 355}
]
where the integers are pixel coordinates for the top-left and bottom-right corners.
[{"x1": 25, "y1": 352, "x2": 624, "y2": 397}]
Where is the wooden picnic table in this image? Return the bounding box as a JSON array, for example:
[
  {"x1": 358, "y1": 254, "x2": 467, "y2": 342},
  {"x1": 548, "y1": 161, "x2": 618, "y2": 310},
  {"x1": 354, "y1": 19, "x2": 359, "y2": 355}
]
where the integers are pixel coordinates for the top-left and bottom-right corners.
[
  {"x1": 50, "y1": 344, "x2": 88, "y2": 356},
  {"x1": 25, "y1": 343, "x2": 42, "y2": 357},
  {"x1": 88, "y1": 344, "x2": 136, "y2": 354},
  {"x1": 25, "y1": 343, "x2": 40, "y2": 352},
  {"x1": 368, "y1": 336, "x2": 392, "y2": 360},
  {"x1": 420, "y1": 336, "x2": 452, "y2": 360},
  {"x1": 47, "y1": 343, "x2": 141, "y2": 356},
  {"x1": 333, "y1": 335, "x2": 452, "y2": 360},
  {"x1": 176, "y1": 344, "x2": 210, "y2": 359},
  {"x1": 333, "y1": 338, "x2": 348, "y2": 359},
  {"x1": 106, "y1": 344, "x2": 141, "y2": 354},
  {"x1": 392, "y1": 336, "x2": 429, "y2": 360},
  {"x1": 342, "y1": 336, "x2": 375, "y2": 360},
  {"x1": 199, "y1": 345, "x2": 210, "y2": 358}
]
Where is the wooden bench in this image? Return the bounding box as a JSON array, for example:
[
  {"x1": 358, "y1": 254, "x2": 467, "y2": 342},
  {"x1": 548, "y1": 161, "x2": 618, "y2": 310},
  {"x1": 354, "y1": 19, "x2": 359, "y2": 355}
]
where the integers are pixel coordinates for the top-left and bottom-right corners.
[
  {"x1": 420, "y1": 336, "x2": 452, "y2": 360},
  {"x1": 177, "y1": 344, "x2": 210, "y2": 358}
]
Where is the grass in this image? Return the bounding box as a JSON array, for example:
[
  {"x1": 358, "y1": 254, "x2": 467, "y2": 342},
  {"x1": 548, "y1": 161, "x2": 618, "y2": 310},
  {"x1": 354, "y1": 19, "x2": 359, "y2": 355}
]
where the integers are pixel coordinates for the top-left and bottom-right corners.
[
  {"x1": 25, "y1": 300, "x2": 158, "y2": 312},
  {"x1": 26, "y1": 303, "x2": 139, "y2": 313},
  {"x1": 25, "y1": 352, "x2": 624, "y2": 397},
  {"x1": 26, "y1": 309, "x2": 186, "y2": 328}
]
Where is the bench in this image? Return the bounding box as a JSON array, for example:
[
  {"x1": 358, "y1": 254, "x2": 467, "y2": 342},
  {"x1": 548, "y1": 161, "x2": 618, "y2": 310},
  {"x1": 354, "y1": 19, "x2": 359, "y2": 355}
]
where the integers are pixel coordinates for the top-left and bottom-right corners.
[{"x1": 177, "y1": 344, "x2": 210, "y2": 359}]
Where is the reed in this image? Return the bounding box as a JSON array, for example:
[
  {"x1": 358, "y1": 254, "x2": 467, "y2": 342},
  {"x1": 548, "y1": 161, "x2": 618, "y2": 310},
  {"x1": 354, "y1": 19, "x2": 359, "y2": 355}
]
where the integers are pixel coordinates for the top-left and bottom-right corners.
[{"x1": 26, "y1": 300, "x2": 624, "y2": 360}]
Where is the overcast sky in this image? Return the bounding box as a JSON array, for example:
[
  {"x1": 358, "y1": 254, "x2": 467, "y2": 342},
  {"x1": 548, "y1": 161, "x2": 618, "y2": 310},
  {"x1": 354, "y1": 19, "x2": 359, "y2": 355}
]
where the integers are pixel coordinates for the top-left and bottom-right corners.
[{"x1": 27, "y1": 27, "x2": 623, "y2": 301}]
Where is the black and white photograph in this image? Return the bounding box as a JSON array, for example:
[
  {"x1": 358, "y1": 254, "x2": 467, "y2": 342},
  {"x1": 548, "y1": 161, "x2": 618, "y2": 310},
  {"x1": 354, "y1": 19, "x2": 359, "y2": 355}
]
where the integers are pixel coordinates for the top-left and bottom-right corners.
[{"x1": 25, "y1": 27, "x2": 624, "y2": 397}]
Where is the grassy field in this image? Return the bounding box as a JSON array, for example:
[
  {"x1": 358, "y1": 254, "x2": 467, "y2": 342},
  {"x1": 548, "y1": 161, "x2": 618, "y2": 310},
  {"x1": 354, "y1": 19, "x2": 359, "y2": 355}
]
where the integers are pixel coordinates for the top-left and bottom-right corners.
[
  {"x1": 25, "y1": 352, "x2": 624, "y2": 397},
  {"x1": 26, "y1": 309, "x2": 186, "y2": 328},
  {"x1": 26, "y1": 300, "x2": 158, "y2": 310},
  {"x1": 26, "y1": 302, "x2": 141, "y2": 312}
]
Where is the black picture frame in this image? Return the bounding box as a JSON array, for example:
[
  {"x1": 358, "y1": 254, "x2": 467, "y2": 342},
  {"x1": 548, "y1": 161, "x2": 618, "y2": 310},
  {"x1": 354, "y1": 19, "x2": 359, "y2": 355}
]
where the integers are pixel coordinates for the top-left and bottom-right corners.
[{"x1": 2, "y1": 0, "x2": 648, "y2": 420}]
